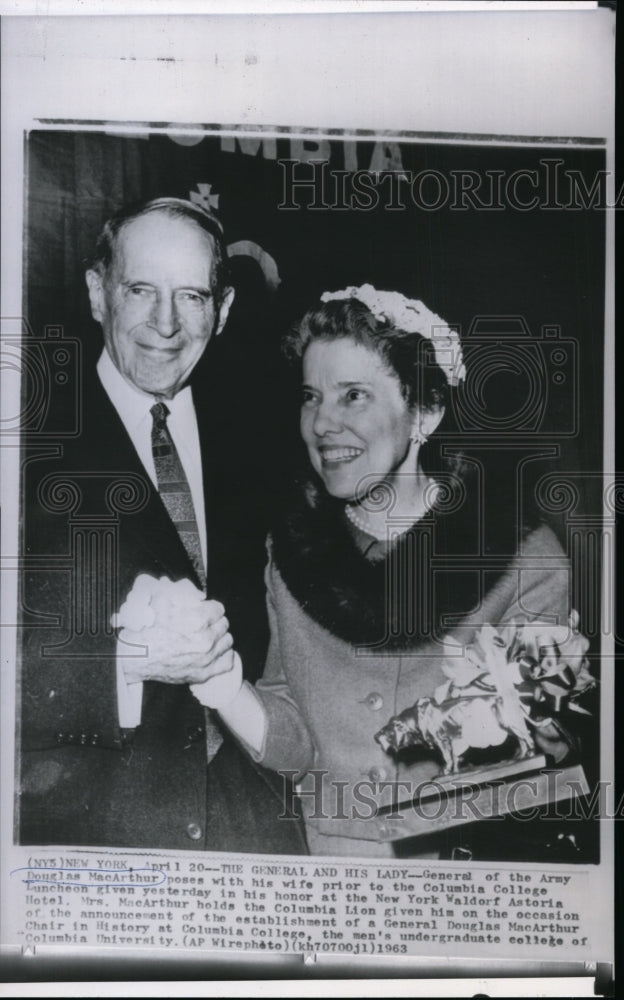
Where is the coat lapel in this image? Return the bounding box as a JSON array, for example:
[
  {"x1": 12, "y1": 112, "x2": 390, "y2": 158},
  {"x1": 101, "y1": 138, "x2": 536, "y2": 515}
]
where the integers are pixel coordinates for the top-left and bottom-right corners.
[{"x1": 79, "y1": 376, "x2": 203, "y2": 591}]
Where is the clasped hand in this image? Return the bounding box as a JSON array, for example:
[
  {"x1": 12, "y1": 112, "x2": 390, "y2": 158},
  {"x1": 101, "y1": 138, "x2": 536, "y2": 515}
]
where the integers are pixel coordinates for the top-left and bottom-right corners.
[{"x1": 112, "y1": 574, "x2": 235, "y2": 685}]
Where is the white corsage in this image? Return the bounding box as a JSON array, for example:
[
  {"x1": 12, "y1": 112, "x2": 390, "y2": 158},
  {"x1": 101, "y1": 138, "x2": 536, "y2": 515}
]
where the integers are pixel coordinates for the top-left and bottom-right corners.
[{"x1": 321, "y1": 283, "x2": 466, "y2": 386}]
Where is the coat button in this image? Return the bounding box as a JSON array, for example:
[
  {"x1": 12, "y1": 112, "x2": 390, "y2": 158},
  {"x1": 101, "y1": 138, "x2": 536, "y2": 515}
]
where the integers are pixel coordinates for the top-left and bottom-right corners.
[
  {"x1": 91, "y1": 734, "x2": 101, "y2": 746},
  {"x1": 186, "y1": 822, "x2": 202, "y2": 842},
  {"x1": 369, "y1": 765, "x2": 387, "y2": 782},
  {"x1": 365, "y1": 692, "x2": 384, "y2": 712},
  {"x1": 55, "y1": 732, "x2": 65, "y2": 745}
]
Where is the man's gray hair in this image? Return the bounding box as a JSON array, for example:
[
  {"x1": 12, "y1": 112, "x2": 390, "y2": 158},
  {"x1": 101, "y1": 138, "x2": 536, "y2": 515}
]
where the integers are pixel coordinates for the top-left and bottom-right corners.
[{"x1": 89, "y1": 196, "x2": 230, "y2": 301}]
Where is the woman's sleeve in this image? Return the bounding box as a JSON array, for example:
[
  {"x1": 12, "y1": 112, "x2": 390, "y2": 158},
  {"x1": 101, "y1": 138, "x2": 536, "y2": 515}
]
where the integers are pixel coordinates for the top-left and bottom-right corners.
[
  {"x1": 504, "y1": 522, "x2": 571, "y2": 624},
  {"x1": 244, "y1": 548, "x2": 316, "y2": 775},
  {"x1": 488, "y1": 524, "x2": 586, "y2": 765},
  {"x1": 460, "y1": 522, "x2": 572, "y2": 632}
]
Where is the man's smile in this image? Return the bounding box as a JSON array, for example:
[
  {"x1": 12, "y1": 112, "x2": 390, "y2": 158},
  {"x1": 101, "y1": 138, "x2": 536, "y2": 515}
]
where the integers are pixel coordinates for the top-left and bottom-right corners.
[{"x1": 137, "y1": 343, "x2": 183, "y2": 356}]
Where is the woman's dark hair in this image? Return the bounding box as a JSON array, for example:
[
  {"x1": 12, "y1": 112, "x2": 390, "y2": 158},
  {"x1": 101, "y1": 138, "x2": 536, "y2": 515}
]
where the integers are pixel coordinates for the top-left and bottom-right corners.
[
  {"x1": 283, "y1": 298, "x2": 448, "y2": 413},
  {"x1": 283, "y1": 296, "x2": 469, "y2": 483},
  {"x1": 89, "y1": 196, "x2": 230, "y2": 302}
]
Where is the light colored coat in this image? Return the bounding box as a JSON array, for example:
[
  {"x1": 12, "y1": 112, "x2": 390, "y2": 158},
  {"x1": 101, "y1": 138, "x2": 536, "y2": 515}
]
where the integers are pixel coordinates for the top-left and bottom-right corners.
[{"x1": 250, "y1": 524, "x2": 570, "y2": 856}]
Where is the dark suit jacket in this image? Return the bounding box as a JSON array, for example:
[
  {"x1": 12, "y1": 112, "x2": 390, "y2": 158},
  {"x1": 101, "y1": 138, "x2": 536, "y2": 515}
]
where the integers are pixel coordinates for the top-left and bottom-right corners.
[{"x1": 18, "y1": 365, "x2": 306, "y2": 854}]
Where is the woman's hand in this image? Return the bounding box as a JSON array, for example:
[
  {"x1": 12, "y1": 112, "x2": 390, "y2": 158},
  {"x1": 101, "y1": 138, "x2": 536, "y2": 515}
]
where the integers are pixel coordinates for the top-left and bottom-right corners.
[
  {"x1": 191, "y1": 651, "x2": 266, "y2": 755},
  {"x1": 191, "y1": 650, "x2": 244, "y2": 708}
]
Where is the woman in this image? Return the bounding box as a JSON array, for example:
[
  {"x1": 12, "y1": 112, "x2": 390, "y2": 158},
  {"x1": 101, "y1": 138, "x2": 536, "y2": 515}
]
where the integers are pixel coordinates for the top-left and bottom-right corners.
[{"x1": 192, "y1": 285, "x2": 581, "y2": 858}]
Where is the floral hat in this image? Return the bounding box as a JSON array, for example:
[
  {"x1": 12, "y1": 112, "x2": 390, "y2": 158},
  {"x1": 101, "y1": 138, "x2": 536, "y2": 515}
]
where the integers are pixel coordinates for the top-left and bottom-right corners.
[{"x1": 321, "y1": 283, "x2": 466, "y2": 386}]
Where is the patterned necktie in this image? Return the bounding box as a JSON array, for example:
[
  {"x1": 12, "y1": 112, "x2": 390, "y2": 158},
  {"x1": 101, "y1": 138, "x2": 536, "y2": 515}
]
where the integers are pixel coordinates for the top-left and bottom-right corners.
[
  {"x1": 150, "y1": 401, "x2": 223, "y2": 765},
  {"x1": 150, "y1": 401, "x2": 206, "y2": 590}
]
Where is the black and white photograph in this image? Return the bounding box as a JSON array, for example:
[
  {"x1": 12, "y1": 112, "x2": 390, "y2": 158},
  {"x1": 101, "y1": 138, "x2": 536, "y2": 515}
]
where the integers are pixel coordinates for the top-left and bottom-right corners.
[
  {"x1": 16, "y1": 124, "x2": 606, "y2": 862},
  {"x1": 0, "y1": 4, "x2": 616, "y2": 993}
]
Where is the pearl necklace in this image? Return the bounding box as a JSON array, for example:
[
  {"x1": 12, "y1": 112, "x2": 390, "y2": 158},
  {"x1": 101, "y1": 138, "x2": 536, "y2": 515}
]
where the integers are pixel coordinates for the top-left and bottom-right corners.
[
  {"x1": 345, "y1": 501, "x2": 414, "y2": 541},
  {"x1": 345, "y1": 482, "x2": 439, "y2": 541},
  {"x1": 345, "y1": 501, "x2": 389, "y2": 540}
]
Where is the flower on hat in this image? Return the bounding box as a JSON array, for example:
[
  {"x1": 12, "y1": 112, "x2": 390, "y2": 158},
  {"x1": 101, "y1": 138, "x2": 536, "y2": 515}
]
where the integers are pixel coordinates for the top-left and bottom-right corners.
[{"x1": 321, "y1": 283, "x2": 466, "y2": 386}]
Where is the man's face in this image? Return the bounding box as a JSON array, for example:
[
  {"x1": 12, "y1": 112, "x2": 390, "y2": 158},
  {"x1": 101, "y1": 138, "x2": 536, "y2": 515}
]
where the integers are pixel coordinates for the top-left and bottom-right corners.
[{"x1": 86, "y1": 211, "x2": 233, "y2": 398}]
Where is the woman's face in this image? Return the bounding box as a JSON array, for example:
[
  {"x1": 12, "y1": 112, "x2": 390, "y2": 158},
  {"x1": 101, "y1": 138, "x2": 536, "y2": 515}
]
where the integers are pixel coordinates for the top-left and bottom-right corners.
[{"x1": 300, "y1": 337, "x2": 417, "y2": 500}]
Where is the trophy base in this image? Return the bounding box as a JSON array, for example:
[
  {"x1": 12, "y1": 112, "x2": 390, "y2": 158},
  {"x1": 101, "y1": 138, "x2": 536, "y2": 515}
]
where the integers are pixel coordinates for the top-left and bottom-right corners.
[{"x1": 375, "y1": 757, "x2": 589, "y2": 841}]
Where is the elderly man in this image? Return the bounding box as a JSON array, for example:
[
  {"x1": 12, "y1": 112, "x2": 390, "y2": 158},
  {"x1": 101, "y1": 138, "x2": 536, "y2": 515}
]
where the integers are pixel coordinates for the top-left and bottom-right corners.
[{"x1": 19, "y1": 197, "x2": 306, "y2": 853}]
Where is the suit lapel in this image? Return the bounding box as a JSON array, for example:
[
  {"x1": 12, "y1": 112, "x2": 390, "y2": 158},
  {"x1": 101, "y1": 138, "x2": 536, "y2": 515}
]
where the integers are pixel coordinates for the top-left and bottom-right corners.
[{"x1": 83, "y1": 376, "x2": 202, "y2": 590}]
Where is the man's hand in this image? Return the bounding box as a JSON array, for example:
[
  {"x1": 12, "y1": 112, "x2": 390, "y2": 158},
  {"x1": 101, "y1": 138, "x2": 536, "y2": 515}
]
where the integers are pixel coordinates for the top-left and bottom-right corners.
[
  {"x1": 118, "y1": 611, "x2": 233, "y2": 684},
  {"x1": 114, "y1": 574, "x2": 234, "y2": 685}
]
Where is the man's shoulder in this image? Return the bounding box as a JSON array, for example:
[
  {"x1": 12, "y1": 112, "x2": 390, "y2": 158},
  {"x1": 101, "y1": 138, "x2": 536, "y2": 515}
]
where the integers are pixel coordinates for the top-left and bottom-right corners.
[
  {"x1": 54, "y1": 365, "x2": 135, "y2": 466},
  {"x1": 35, "y1": 362, "x2": 116, "y2": 458},
  {"x1": 23, "y1": 364, "x2": 152, "y2": 549}
]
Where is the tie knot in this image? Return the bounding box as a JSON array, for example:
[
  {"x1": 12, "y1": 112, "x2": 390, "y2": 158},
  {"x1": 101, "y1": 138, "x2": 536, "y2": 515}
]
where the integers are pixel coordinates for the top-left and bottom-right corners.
[{"x1": 150, "y1": 401, "x2": 170, "y2": 429}]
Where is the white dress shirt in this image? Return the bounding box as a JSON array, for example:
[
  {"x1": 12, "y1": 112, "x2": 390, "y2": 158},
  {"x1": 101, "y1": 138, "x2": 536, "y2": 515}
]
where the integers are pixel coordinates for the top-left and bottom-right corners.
[{"x1": 97, "y1": 349, "x2": 207, "y2": 726}]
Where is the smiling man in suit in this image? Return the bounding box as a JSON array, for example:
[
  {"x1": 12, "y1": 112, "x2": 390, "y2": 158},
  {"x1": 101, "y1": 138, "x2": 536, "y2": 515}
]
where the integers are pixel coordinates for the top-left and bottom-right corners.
[{"x1": 18, "y1": 197, "x2": 306, "y2": 854}]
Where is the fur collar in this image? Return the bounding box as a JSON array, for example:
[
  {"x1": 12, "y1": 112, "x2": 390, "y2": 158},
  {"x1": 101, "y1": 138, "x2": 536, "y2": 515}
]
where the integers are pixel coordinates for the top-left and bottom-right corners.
[{"x1": 271, "y1": 474, "x2": 540, "y2": 650}]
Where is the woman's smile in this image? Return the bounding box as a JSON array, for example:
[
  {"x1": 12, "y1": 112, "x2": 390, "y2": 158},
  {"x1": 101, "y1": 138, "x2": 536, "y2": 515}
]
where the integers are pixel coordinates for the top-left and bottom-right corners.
[{"x1": 318, "y1": 445, "x2": 364, "y2": 465}]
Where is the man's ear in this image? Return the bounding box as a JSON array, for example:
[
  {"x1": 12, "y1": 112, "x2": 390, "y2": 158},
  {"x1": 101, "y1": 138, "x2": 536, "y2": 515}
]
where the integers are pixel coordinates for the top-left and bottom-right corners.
[
  {"x1": 85, "y1": 269, "x2": 106, "y2": 324},
  {"x1": 214, "y1": 286, "x2": 235, "y2": 337}
]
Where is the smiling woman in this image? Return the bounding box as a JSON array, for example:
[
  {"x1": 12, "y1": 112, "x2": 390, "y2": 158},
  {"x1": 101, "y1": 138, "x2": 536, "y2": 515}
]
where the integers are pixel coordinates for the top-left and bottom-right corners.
[
  {"x1": 295, "y1": 295, "x2": 449, "y2": 533},
  {"x1": 192, "y1": 285, "x2": 591, "y2": 860}
]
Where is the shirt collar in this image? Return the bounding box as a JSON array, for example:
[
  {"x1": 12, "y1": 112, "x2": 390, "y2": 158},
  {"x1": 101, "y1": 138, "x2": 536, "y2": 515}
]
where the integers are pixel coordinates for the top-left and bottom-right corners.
[{"x1": 97, "y1": 348, "x2": 194, "y2": 431}]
